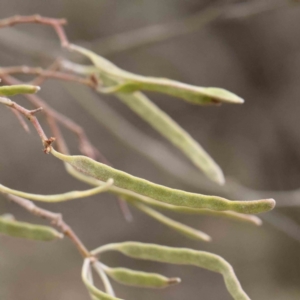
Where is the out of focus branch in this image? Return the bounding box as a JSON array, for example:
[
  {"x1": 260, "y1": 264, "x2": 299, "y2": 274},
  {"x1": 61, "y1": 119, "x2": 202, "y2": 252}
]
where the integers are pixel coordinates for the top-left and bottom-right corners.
[
  {"x1": 92, "y1": 0, "x2": 291, "y2": 56},
  {"x1": 0, "y1": 15, "x2": 69, "y2": 47},
  {"x1": 0, "y1": 96, "x2": 55, "y2": 153},
  {"x1": 0, "y1": 65, "x2": 97, "y2": 88}
]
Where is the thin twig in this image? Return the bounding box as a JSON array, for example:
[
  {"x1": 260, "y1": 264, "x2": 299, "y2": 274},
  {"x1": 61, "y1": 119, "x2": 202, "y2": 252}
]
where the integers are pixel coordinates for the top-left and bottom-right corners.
[
  {"x1": 0, "y1": 66, "x2": 97, "y2": 88},
  {"x1": 0, "y1": 15, "x2": 69, "y2": 47},
  {"x1": 91, "y1": 0, "x2": 291, "y2": 56},
  {"x1": 0, "y1": 96, "x2": 54, "y2": 153},
  {"x1": 6, "y1": 194, "x2": 91, "y2": 258}
]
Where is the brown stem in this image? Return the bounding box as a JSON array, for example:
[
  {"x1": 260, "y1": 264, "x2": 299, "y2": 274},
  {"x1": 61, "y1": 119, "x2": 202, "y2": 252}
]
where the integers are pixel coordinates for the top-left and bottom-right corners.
[
  {"x1": 6, "y1": 194, "x2": 91, "y2": 258},
  {"x1": 0, "y1": 96, "x2": 54, "y2": 153},
  {"x1": 0, "y1": 15, "x2": 69, "y2": 47},
  {"x1": 0, "y1": 66, "x2": 96, "y2": 88}
]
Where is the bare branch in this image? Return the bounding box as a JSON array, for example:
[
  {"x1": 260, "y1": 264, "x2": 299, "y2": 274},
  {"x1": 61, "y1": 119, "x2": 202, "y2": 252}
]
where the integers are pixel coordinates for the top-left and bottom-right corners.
[
  {"x1": 0, "y1": 65, "x2": 97, "y2": 88},
  {"x1": 0, "y1": 96, "x2": 54, "y2": 153},
  {"x1": 91, "y1": 0, "x2": 291, "y2": 56},
  {"x1": 0, "y1": 15, "x2": 69, "y2": 47}
]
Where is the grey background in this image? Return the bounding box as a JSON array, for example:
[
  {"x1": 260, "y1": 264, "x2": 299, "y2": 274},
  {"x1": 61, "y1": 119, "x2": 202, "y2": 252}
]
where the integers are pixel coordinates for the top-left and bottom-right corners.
[{"x1": 0, "y1": 1, "x2": 300, "y2": 299}]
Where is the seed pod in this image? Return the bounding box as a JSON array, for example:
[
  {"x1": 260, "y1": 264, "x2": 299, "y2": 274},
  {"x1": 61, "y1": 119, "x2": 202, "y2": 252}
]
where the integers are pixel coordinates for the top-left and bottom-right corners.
[
  {"x1": 69, "y1": 44, "x2": 243, "y2": 105},
  {"x1": 123, "y1": 194, "x2": 262, "y2": 226},
  {"x1": 105, "y1": 267, "x2": 180, "y2": 289},
  {"x1": 0, "y1": 85, "x2": 40, "y2": 96},
  {"x1": 0, "y1": 216, "x2": 63, "y2": 241},
  {"x1": 52, "y1": 148, "x2": 275, "y2": 214},
  {"x1": 65, "y1": 163, "x2": 262, "y2": 226}
]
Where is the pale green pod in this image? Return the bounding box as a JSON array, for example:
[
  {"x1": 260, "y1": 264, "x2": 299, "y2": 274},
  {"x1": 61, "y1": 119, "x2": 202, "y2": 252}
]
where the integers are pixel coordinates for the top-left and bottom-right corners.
[
  {"x1": 105, "y1": 267, "x2": 181, "y2": 289},
  {"x1": 69, "y1": 44, "x2": 243, "y2": 105},
  {"x1": 0, "y1": 84, "x2": 40, "y2": 96},
  {"x1": 123, "y1": 194, "x2": 262, "y2": 226},
  {"x1": 0, "y1": 179, "x2": 113, "y2": 203},
  {"x1": 64, "y1": 163, "x2": 262, "y2": 226},
  {"x1": 82, "y1": 259, "x2": 123, "y2": 300},
  {"x1": 132, "y1": 202, "x2": 211, "y2": 241},
  {"x1": 100, "y1": 81, "x2": 244, "y2": 105},
  {"x1": 52, "y1": 149, "x2": 275, "y2": 214},
  {"x1": 58, "y1": 91, "x2": 262, "y2": 226},
  {"x1": 92, "y1": 242, "x2": 250, "y2": 300},
  {"x1": 0, "y1": 216, "x2": 63, "y2": 241}
]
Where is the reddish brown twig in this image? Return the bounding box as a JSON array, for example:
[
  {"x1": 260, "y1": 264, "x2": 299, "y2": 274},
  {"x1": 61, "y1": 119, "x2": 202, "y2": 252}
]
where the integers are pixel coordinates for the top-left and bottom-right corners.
[
  {"x1": 0, "y1": 15, "x2": 69, "y2": 47},
  {"x1": 0, "y1": 96, "x2": 54, "y2": 153},
  {"x1": 6, "y1": 194, "x2": 91, "y2": 258},
  {"x1": 0, "y1": 74, "x2": 99, "y2": 159},
  {"x1": 0, "y1": 66, "x2": 97, "y2": 88}
]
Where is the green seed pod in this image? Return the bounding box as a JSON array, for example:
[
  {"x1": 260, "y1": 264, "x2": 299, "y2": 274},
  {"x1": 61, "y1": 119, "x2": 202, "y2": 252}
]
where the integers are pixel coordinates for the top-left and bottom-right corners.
[
  {"x1": 105, "y1": 267, "x2": 180, "y2": 289},
  {"x1": 65, "y1": 163, "x2": 262, "y2": 226},
  {"x1": 92, "y1": 242, "x2": 250, "y2": 300},
  {"x1": 69, "y1": 44, "x2": 243, "y2": 105},
  {"x1": 52, "y1": 148, "x2": 275, "y2": 214},
  {"x1": 0, "y1": 216, "x2": 63, "y2": 241},
  {"x1": 123, "y1": 194, "x2": 262, "y2": 226},
  {"x1": 0, "y1": 85, "x2": 40, "y2": 96}
]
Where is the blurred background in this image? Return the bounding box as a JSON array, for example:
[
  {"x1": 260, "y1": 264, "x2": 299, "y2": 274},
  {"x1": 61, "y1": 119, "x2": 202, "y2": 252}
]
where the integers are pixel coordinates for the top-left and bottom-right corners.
[{"x1": 0, "y1": 0, "x2": 300, "y2": 299}]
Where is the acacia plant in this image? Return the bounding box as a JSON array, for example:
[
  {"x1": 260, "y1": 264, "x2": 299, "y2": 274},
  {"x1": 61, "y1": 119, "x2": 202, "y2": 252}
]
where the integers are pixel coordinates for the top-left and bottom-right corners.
[{"x1": 0, "y1": 14, "x2": 276, "y2": 300}]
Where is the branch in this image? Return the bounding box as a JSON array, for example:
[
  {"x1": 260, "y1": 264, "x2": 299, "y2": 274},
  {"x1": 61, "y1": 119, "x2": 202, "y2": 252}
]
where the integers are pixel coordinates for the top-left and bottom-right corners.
[
  {"x1": 0, "y1": 65, "x2": 97, "y2": 88},
  {"x1": 0, "y1": 15, "x2": 69, "y2": 47},
  {"x1": 91, "y1": 0, "x2": 291, "y2": 56},
  {"x1": 0, "y1": 96, "x2": 55, "y2": 153}
]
